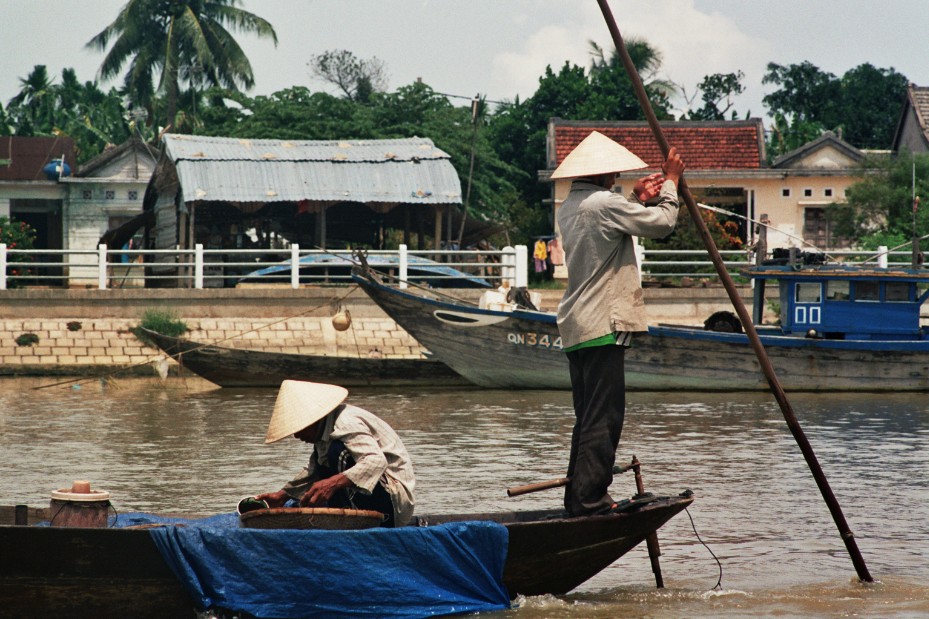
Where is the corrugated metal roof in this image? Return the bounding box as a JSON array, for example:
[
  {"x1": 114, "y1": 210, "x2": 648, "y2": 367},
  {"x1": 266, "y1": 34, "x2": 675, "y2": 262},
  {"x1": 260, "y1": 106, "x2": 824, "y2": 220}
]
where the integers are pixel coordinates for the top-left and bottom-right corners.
[{"x1": 162, "y1": 134, "x2": 462, "y2": 204}]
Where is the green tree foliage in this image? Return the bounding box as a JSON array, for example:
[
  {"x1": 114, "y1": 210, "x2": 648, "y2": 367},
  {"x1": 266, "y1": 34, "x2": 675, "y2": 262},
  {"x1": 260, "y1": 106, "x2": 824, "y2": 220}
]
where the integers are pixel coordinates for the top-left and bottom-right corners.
[
  {"x1": 3, "y1": 65, "x2": 141, "y2": 162},
  {"x1": 831, "y1": 152, "x2": 929, "y2": 250},
  {"x1": 309, "y1": 49, "x2": 389, "y2": 103},
  {"x1": 685, "y1": 71, "x2": 746, "y2": 120},
  {"x1": 763, "y1": 61, "x2": 908, "y2": 157},
  {"x1": 87, "y1": 0, "x2": 277, "y2": 131},
  {"x1": 485, "y1": 37, "x2": 674, "y2": 236}
]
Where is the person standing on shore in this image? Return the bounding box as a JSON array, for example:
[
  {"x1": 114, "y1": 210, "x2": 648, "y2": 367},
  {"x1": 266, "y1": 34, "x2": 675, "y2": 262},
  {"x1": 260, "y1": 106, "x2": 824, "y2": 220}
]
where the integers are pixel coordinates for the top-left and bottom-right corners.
[{"x1": 553, "y1": 131, "x2": 685, "y2": 517}]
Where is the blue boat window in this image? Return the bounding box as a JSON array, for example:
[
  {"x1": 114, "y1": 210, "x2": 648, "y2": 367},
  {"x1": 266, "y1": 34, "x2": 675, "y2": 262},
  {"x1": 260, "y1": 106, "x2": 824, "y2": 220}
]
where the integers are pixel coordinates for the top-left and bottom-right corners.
[
  {"x1": 855, "y1": 281, "x2": 880, "y2": 301},
  {"x1": 885, "y1": 282, "x2": 911, "y2": 302},
  {"x1": 826, "y1": 281, "x2": 849, "y2": 300},
  {"x1": 795, "y1": 282, "x2": 821, "y2": 303}
]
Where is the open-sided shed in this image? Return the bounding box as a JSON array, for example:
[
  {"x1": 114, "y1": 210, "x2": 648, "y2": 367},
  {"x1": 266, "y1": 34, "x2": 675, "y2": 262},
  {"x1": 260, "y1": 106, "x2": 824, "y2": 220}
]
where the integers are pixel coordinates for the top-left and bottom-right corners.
[{"x1": 144, "y1": 133, "x2": 466, "y2": 258}]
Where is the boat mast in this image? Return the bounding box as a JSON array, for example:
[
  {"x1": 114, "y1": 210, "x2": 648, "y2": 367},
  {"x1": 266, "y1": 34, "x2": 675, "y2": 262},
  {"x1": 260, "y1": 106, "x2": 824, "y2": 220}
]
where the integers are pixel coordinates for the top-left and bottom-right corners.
[{"x1": 912, "y1": 157, "x2": 921, "y2": 267}]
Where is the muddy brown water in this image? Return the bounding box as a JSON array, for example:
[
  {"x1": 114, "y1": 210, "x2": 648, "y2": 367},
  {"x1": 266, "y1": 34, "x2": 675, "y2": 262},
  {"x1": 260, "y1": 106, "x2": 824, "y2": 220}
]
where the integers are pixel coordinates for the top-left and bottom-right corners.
[{"x1": 2, "y1": 376, "x2": 927, "y2": 617}]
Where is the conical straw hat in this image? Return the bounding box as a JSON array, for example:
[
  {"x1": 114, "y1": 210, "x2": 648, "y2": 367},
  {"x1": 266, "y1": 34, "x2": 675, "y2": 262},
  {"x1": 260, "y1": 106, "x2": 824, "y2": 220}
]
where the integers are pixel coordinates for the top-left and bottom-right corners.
[
  {"x1": 265, "y1": 380, "x2": 348, "y2": 444},
  {"x1": 550, "y1": 131, "x2": 647, "y2": 179}
]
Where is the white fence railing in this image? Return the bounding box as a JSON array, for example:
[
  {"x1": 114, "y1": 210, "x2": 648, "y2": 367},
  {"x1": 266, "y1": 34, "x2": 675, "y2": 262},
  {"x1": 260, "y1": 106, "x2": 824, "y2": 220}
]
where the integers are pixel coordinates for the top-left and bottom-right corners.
[
  {"x1": 0, "y1": 243, "x2": 528, "y2": 291},
  {"x1": 0, "y1": 243, "x2": 916, "y2": 290}
]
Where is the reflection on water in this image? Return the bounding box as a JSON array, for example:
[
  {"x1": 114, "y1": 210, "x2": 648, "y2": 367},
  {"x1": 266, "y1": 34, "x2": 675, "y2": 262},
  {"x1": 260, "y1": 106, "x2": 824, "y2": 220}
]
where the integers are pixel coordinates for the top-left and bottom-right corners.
[{"x1": 2, "y1": 377, "x2": 928, "y2": 617}]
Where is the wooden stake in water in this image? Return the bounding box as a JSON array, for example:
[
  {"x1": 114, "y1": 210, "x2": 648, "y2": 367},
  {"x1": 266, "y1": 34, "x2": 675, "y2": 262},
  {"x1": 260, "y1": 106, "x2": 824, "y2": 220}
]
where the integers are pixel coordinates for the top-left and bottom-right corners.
[{"x1": 594, "y1": 0, "x2": 873, "y2": 583}]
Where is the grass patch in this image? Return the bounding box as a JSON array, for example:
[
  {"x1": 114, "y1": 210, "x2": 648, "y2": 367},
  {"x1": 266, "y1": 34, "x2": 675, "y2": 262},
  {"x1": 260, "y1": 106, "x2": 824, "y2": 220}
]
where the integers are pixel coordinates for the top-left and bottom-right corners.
[{"x1": 131, "y1": 309, "x2": 188, "y2": 346}]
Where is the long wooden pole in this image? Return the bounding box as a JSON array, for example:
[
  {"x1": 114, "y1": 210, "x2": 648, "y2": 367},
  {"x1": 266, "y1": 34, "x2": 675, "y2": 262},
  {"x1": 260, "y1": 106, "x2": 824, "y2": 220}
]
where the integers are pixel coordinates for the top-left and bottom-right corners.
[{"x1": 595, "y1": 0, "x2": 873, "y2": 582}]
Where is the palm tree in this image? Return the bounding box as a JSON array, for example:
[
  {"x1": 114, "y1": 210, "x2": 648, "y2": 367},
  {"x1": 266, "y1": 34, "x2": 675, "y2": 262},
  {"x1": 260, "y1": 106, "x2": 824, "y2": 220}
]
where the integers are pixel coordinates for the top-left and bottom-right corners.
[
  {"x1": 7, "y1": 65, "x2": 56, "y2": 135},
  {"x1": 87, "y1": 0, "x2": 277, "y2": 131},
  {"x1": 586, "y1": 38, "x2": 677, "y2": 119}
]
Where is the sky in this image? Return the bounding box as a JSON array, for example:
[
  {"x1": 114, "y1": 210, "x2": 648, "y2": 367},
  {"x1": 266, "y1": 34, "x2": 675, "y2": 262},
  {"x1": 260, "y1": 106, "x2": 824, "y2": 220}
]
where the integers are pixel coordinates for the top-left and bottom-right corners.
[{"x1": 1, "y1": 0, "x2": 926, "y2": 125}]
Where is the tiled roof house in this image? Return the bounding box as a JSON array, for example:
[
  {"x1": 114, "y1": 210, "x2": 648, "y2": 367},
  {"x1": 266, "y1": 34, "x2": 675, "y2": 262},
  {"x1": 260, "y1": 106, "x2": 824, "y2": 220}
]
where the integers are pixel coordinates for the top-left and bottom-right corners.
[
  {"x1": 892, "y1": 84, "x2": 929, "y2": 154},
  {"x1": 545, "y1": 118, "x2": 865, "y2": 252}
]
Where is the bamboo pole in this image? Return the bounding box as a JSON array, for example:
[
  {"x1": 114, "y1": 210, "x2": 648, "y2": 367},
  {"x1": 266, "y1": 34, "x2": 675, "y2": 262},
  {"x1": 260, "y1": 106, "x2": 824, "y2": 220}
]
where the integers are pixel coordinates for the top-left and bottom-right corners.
[{"x1": 594, "y1": 0, "x2": 873, "y2": 582}]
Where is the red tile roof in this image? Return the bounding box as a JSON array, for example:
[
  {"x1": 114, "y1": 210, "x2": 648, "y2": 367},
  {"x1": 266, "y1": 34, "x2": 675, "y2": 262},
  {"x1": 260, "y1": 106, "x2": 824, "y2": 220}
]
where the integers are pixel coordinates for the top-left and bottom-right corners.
[
  {"x1": 0, "y1": 136, "x2": 77, "y2": 181},
  {"x1": 551, "y1": 120, "x2": 765, "y2": 170}
]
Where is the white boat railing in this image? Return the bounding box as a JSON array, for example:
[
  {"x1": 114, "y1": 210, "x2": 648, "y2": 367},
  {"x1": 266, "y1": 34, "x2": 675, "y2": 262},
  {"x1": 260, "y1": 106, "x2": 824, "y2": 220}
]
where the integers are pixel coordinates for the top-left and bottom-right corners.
[
  {"x1": 0, "y1": 243, "x2": 918, "y2": 290},
  {"x1": 639, "y1": 246, "x2": 917, "y2": 280}
]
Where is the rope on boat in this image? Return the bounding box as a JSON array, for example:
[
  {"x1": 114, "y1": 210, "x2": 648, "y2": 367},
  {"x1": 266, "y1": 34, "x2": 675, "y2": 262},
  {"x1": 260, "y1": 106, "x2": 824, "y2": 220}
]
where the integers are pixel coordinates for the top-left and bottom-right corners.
[{"x1": 683, "y1": 506, "x2": 723, "y2": 591}]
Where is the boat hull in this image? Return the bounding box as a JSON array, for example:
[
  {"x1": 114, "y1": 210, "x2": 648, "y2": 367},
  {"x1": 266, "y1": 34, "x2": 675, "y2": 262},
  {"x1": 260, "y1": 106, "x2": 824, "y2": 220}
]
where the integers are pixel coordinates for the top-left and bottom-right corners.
[
  {"x1": 142, "y1": 328, "x2": 471, "y2": 388},
  {"x1": 353, "y1": 274, "x2": 571, "y2": 389},
  {"x1": 632, "y1": 325, "x2": 929, "y2": 391},
  {"x1": 353, "y1": 269, "x2": 929, "y2": 391},
  {"x1": 0, "y1": 494, "x2": 692, "y2": 617}
]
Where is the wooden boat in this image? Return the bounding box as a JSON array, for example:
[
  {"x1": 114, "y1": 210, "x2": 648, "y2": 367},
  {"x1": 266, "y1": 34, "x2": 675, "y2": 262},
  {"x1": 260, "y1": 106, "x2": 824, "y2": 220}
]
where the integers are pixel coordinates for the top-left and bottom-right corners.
[
  {"x1": 140, "y1": 327, "x2": 471, "y2": 388},
  {"x1": 0, "y1": 492, "x2": 693, "y2": 618},
  {"x1": 353, "y1": 251, "x2": 929, "y2": 391}
]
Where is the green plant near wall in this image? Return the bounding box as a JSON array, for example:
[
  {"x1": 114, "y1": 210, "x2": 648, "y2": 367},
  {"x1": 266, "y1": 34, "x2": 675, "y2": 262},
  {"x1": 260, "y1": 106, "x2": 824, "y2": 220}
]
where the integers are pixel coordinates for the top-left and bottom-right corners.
[
  {"x1": 131, "y1": 309, "x2": 188, "y2": 346},
  {"x1": 15, "y1": 333, "x2": 39, "y2": 347}
]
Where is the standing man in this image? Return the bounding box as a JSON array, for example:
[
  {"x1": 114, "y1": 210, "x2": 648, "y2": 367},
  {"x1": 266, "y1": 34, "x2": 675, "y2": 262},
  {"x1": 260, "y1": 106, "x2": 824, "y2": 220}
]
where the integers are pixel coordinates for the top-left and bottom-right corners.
[
  {"x1": 553, "y1": 131, "x2": 685, "y2": 517},
  {"x1": 256, "y1": 380, "x2": 415, "y2": 527}
]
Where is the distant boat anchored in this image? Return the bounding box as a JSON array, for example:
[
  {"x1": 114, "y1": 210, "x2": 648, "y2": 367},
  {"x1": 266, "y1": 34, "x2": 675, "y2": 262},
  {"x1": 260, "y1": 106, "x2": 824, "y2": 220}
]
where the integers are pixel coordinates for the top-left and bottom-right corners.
[
  {"x1": 238, "y1": 251, "x2": 491, "y2": 288},
  {"x1": 353, "y1": 250, "x2": 929, "y2": 391},
  {"x1": 140, "y1": 327, "x2": 470, "y2": 389}
]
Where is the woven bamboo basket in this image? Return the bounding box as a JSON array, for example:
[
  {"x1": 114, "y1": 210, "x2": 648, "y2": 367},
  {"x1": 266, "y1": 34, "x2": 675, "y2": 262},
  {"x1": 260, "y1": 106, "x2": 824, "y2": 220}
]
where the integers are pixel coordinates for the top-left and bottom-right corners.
[{"x1": 239, "y1": 507, "x2": 384, "y2": 530}]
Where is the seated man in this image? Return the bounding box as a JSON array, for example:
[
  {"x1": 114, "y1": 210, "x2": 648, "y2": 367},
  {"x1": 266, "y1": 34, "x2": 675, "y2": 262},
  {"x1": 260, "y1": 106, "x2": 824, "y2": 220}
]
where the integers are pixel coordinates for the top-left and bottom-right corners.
[{"x1": 256, "y1": 380, "x2": 415, "y2": 527}]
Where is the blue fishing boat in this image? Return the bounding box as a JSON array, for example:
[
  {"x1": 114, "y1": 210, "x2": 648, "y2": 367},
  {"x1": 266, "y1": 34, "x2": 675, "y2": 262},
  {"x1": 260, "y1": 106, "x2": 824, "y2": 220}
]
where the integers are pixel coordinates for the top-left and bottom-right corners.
[{"x1": 353, "y1": 251, "x2": 929, "y2": 391}]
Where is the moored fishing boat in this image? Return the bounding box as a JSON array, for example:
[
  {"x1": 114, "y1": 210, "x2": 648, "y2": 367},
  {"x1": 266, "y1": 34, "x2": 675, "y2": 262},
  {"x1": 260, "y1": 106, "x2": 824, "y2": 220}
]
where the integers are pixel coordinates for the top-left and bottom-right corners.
[
  {"x1": 140, "y1": 327, "x2": 471, "y2": 388},
  {"x1": 352, "y1": 251, "x2": 929, "y2": 391},
  {"x1": 0, "y1": 491, "x2": 693, "y2": 618}
]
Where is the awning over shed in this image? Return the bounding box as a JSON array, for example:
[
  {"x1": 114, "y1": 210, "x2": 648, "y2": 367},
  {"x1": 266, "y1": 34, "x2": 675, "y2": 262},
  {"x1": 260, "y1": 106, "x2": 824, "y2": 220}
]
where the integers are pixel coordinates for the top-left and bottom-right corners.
[{"x1": 160, "y1": 134, "x2": 462, "y2": 206}]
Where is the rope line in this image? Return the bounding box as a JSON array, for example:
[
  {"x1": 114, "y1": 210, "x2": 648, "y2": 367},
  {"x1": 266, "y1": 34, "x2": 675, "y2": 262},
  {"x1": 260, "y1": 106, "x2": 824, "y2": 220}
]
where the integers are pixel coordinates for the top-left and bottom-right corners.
[{"x1": 684, "y1": 506, "x2": 723, "y2": 591}]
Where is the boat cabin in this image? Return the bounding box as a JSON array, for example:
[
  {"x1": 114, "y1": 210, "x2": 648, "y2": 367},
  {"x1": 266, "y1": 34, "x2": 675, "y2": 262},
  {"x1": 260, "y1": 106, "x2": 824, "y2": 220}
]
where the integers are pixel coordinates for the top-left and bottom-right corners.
[{"x1": 748, "y1": 263, "x2": 929, "y2": 341}]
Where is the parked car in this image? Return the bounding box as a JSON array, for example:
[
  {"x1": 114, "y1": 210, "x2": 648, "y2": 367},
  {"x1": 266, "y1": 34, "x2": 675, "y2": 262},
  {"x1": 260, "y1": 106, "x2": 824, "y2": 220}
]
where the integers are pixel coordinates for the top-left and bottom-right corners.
[{"x1": 236, "y1": 252, "x2": 491, "y2": 288}]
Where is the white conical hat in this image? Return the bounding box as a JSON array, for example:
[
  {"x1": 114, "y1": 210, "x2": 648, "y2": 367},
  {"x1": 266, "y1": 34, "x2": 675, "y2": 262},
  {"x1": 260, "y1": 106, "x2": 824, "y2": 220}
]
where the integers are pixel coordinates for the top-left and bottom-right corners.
[
  {"x1": 550, "y1": 131, "x2": 648, "y2": 179},
  {"x1": 265, "y1": 380, "x2": 348, "y2": 444}
]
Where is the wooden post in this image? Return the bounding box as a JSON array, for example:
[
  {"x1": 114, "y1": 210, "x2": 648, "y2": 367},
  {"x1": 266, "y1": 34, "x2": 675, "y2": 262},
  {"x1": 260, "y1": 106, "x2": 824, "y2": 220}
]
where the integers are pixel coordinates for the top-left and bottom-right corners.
[
  {"x1": 752, "y1": 214, "x2": 768, "y2": 325},
  {"x1": 629, "y1": 457, "x2": 664, "y2": 588}
]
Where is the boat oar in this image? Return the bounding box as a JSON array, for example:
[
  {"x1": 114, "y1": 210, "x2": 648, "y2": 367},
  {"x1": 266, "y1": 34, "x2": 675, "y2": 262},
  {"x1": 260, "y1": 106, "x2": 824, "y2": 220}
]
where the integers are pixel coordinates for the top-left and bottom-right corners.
[
  {"x1": 594, "y1": 0, "x2": 873, "y2": 582},
  {"x1": 506, "y1": 460, "x2": 640, "y2": 496},
  {"x1": 506, "y1": 477, "x2": 569, "y2": 497}
]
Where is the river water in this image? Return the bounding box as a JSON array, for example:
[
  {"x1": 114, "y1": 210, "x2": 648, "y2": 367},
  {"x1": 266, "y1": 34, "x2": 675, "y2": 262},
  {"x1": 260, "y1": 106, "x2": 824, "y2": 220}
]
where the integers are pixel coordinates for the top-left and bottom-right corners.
[{"x1": 2, "y1": 376, "x2": 928, "y2": 618}]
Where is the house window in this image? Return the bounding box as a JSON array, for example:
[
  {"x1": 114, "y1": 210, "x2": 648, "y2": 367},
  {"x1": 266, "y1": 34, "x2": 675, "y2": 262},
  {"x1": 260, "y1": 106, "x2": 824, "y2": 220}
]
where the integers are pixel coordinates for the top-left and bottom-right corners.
[
  {"x1": 824, "y1": 188, "x2": 833, "y2": 198},
  {"x1": 795, "y1": 282, "x2": 822, "y2": 304},
  {"x1": 82, "y1": 189, "x2": 92, "y2": 200},
  {"x1": 105, "y1": 190, "x2": 115, "y2": 200},
  {"x1": 128, "y1": 190, "x2": 138, "y2": 200},
  {"x1": 855, "y1": 282, "x2": 880, "y2": 301},
  {"x1": 803, "y1": 188, "x2": 813, "y2": 197},
  {"x1": 781, "y1": 188, "x2": 790, "y2": 197},
  {"x1": 826, "y1": 280, "x2": 849, "y2": 300},
  {"x1": 885, "y1": 282, "x2": 911, "y2": 302}
]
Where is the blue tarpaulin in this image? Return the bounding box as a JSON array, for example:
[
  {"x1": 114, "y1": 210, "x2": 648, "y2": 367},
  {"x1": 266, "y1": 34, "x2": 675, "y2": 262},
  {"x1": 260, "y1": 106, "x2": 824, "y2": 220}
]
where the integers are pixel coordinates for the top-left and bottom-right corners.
[{"x1": 117, "y1": 513, "x2": 510, "y2": 619}]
